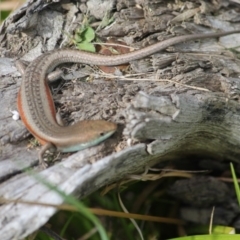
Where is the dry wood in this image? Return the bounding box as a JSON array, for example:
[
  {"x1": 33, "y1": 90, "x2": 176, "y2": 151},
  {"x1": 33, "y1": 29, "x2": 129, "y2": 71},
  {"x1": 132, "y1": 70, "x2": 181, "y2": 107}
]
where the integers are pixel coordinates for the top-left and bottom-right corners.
[{"x1": 0, "y1": 0, "x2": 240, "y2": 238}]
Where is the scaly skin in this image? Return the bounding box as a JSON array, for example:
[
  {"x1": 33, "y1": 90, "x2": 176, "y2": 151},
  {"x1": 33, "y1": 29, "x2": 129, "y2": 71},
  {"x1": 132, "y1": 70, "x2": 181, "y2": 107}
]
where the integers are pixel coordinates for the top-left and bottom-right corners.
[{"x1": 17, "y1": 30, "x2": 240, "y2": 167}]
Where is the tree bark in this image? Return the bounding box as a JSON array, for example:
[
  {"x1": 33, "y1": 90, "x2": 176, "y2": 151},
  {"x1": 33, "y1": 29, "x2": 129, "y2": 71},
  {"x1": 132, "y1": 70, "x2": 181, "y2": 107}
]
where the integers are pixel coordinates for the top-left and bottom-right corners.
[{"x1": 0, "y1": 0, "x2": 240, "y2": 238}]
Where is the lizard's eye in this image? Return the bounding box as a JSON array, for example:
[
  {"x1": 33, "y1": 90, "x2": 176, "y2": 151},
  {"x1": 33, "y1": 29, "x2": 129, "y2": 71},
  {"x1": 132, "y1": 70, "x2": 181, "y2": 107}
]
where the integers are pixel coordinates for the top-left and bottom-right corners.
[{"x1": 100, "y1": 132, "x2": 105, "y2": 136}]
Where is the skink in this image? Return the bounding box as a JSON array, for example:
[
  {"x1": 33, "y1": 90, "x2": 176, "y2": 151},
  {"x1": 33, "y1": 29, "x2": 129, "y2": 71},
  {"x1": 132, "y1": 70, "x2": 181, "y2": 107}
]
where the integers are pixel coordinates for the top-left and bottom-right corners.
[{"x1": 17, "y1": 30, "x2": 240, "y2": 167}]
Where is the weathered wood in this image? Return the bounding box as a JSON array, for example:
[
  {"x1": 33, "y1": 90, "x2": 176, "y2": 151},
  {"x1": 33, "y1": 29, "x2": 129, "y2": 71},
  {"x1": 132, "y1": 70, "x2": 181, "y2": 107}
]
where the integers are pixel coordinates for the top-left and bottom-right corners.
[{"x1": 0, "y1": 0, "x2": 240, "y2": 238}]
